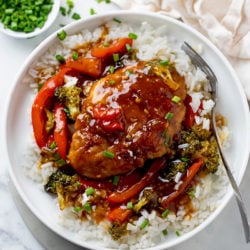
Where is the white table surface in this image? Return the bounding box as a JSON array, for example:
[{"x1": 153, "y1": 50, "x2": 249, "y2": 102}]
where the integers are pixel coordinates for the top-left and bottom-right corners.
[{"x1": 0, "y1": 1, "x2": 250, "y2": 250}]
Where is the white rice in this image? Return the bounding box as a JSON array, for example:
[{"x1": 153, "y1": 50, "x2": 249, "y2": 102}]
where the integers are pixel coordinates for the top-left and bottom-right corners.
[{"x1": 23, "y1": 20, "x2": 229, "y2": 249}]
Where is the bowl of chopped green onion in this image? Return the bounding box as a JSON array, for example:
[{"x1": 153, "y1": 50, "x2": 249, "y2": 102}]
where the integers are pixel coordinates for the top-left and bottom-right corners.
[{"x1": 0, "y1": 0, "x2": 60, "y2": 39}]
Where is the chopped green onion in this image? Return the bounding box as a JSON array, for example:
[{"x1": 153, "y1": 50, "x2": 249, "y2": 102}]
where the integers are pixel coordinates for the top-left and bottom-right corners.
[
  {"x1": 113, "y1": 175, "x2": 119, "y2": 185},
  {"x1": 104, "y1": 42, "x2": 110, "y2": 47},
  {"x1": 105, "y1": 0, "x2": 111, "y2": 3},
  {"x1": 72, "y1": 13, "x2": 81, "y2": 20},
  {"x1": 56, "y1": 158, "x2": 67, "y2": 167},
  {"x1": 171, "y1": 95, "x2": 181, "y2": 103},
  {"x1": 161, "y1": 209, "x2": 170, "y2": 218},
  {"x1": 113, "y1": 53, "x2": 119, "y2": 62},
  {"x1": 73, "y1": 206, "x2": 83, "y2": 212},
  {"x1": 126, "y1": 43, "x2": 133, "y2": 53},
  {"x1": 85, "y1": 187, "x2": 95, "y2": 196},
  {"x1": 164, "y1": 134, "x2": 171, "y2": 146},
  {"x1": 188, "y1": 187, "x2": 196, "y2": 198},
  {"x1": 162, "y1": 228, "x2": 168, "y2": 236},
  {"x1": 109, "y1": 65, "x2": 115, "y2": 74},
  {"x1": 128, "y1": 32, "x2": 138, "y2": 40},
  {"x1": 113, "y1": 17, "x2": 122, "y2": 23},
  {"x1": 109, "y1": 80, "x2": 116, "y2": 85},
  {"x1": 49, "y1": 141, "x2": 57, "y2": 150},
  {"x1": 60, "y1": 6, "x2": 67, "y2": 16},
  {"x1": 37, "y1": 82, "x2": 44, "y2": 92},
  {"x1": 176, "y1": 230, "x2": 181, "y2": 237},
  {"x1": 125, "y1": 70, "x2": 133, "y2": 76},
  {"x1": 160, "y1": 60, "x2": 169, "y2": 66},
  {"x1": 57, "y1": 30, "x2": 67, "y2": 40},
  {"x1": 127, "y1": 201, "x2": 133, "y2": 209},
  {"x1": 54, "y1": 153, "x2": 61, "y2": 161},
  {"x1": 83, "y1": 202, "x2": 92, "y2": 212},
  {"x1": 103, "y1": 150, "x2": 115, "y2": 159},
  {"x1": 90, "y1": 8, "x2": 96, "y2": 15},
  {"x1": 165, "y1": 112, "x2": 173, "y2": 120},
  {"x1": 66, "y1": 0, "x2": 74, "y2": 14},
  {"x1": 56, "y1": 54, "x2": 65, "y2": 64},
  {"x1": 72, "y1": 52, "x2": 79, "y2": 60},
  {"x1": 181, "y1": 157, "x2": 189, "y2": 162},
  {"x1": 140, "y1": 219, "x2": 149, "y2": 230}
]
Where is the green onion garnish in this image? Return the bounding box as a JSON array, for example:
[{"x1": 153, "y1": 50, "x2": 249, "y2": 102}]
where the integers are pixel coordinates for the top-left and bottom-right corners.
[
  {"x1": 90, "y1": 8, "x2": 96, "y2": 15},
  {"x1": 113, "y1": 175, "x2": 119, "y2": 185},
  {"x1": 188, "y1": 187, "x2": 196, "y2": 198},
  {"x1": 127, "y1": 201, "x2": 133, "y2": 209},
  {"x1": 164, "y1": 134, "x2": 171, "y2": 146},
  {"x1": 181, "y1": 157, "x2": 189, "y2": 162},
  {"x1": 176, "y1": 230, "x2": 181, "y2": 237},
  {"x1": 56, "y1": 54, "x2": 65, "y2": 64},
  {"x1": 128, "y1": 32, "x2": 138, "y2": 40},
  {"x1": 83, "y1": 202, "x2": 92, "y2": 212},
  {"x1": 140, "y1": 219, "x2": 149, "y2": 230},
  {"x1": 72, "y1": 52, "x2": 79, "y2": 60},
  {"x1": 104, "y1": 42, "x2": 110, "y2": 47},
  {"x1": 103, "y1": 150, "x2": 115, "y2": 159},
  {"x1": 161, "y1": 209, "x2": 170, "y2": 218},
  {"x1": 109, "y1": 65, "x2": 115, "y2": 74},
  {"x1": 60, "y1": 6, "x2": 66, "y2": 16},
  {"x1": 49, "y1": 141, "x2": 57, "y2": 150},
  {"x1": 56, "y1": 158, "x2": 67, "y2": 167},
  {"x1": 85, "y1": 187, "x2": 95, "y2": 196},
  {"x1": 72, "y1": 13, "x2": 81, "y2": 20},
  {"x1": 126, "y1": 43, "x2": 133, "y2": 53},
  {"x1": 113, "y1": 17, "x2": 122, "y2": 23},
  {"x1": 113, "y1": 53, "x2": 119, "y2": 62},
  {"x1": 109, "y1": 80, "x2": 116, "y2": 85},
  {"x1": 171, "y1": 95, "x2": 181, "y2": 103},
  {"x1": 37, "y1": 82, "x2": 43, "y2": 92},
  {"x1": 160, "y1": 60, "x2": 169, "y2": 66},
  {"x1": 165, "y1": 112, "x2": 173, "y2": 120},
  {"x1": 162, "y1": 228, "x2": 168, "y2": 235},
  {"x1": 66, "y1": 0, "x2": 74, "y2": 14},
  {"x1": 57, "y1": 30, "x2": 67, "y2": 40},
  {"x1": 73, "y1": 206, "x2": 83, "y2": 212}
]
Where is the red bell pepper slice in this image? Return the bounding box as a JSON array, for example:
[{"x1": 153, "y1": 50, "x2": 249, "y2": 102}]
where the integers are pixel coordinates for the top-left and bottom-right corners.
[
  {"x1": 64, "y1": 57, "x2": 103, "y2": 78},
  {"x1": 161, "y1": 158, "x2": 204, "y2": 208},
  {"x1": 108, "y1": 157, "x2": 167, "y2": 204},
  {"x1": 92, "y1": 105, "x2": 124, "y2": 132},
  {"x1": 106, "y1": 206, "x2": 132, "y2": 223},
  {"x1": 91, "y1": 38, "x2": 133, "y2": 59},
  {"x1": 54, "y1": 103, "x2": 68, "y2": 160},
  {"x1": 31, "y1": 68, "x2": 70, "y2": 148}
]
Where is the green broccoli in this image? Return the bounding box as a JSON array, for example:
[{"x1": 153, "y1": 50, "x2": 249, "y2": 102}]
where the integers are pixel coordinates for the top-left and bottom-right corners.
[{"x1": 55, "y1": 85, "x2": 82, "y2": 120}]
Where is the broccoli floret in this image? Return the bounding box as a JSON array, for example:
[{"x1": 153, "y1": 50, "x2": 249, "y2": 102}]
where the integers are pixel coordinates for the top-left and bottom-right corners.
[
  {"x1": 55, "y1": 85, "x2": 82, "y2": 120},
  {"x1": 164, "y1": 161, "x2": 188, "y2": 180},
  {"x1": 109, "y1": 221, "x2": 127, "y2": 240}
]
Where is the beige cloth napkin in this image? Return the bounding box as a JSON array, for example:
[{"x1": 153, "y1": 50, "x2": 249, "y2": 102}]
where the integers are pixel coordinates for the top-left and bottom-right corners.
[{"x1": 113, "y1": 0, "x2": 250, "y2": 100}]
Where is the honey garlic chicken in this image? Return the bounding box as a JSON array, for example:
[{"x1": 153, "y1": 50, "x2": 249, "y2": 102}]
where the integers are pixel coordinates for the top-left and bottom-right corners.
[{"x1": 68, "y1": 61, "x2": 187, "y2": 179}]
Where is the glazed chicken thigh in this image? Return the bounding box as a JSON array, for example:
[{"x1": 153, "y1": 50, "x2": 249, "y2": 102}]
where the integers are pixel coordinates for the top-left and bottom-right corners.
[{"x1": 68, "y1": 61, "x2": 187, "y2": 179}]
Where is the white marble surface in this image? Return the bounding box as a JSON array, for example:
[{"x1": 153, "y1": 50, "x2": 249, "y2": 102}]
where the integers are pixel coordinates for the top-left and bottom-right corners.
[{"x1": 0, "y1": 1, "x2": 250, "y2": 249}]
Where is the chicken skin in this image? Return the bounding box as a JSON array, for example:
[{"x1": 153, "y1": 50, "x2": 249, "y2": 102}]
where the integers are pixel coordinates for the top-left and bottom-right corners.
[{"x1": 68, "y1": 61, "x2": 187, "y2": 179}]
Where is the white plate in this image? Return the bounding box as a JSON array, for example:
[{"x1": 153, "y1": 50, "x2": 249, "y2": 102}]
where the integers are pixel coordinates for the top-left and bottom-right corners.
[
  {"x1": 4, "y1": 11, "x2": 250, "y2": 250},
  {"x1": 0, "y1": 0, "x2": 60, "y2": 39}
]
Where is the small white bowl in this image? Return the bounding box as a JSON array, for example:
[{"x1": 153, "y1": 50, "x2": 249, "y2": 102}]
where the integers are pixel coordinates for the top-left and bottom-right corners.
[{"x1": 0, "y1": 0, "x2": 60, "y2": 39}]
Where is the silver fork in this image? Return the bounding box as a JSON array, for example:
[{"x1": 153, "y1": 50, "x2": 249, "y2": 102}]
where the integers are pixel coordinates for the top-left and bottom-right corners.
[{"x1": 181, "y1": 41, "x2": 250, "y2": 243}]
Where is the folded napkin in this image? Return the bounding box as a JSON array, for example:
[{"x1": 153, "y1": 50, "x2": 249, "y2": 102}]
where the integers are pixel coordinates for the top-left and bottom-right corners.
[{"x1": 113, "y1": 0, "x2": 250, "y2": 100}]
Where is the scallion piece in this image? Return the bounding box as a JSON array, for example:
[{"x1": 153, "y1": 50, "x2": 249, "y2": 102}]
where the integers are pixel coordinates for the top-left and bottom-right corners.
[
  {"x1": 126, "y1": 43, "x2": 133, "y2": 53},
  {"x1": 164, "y1": 134, "x2": 171, "y2": 146},
  {"x1": 72, "y1": 52, "x2": 79, "y2": 60},
  {"x1": 113, "y1": 175, "x2": 119, "y2": 185},
  {"x1": 165, "y1": 112, "x2": 173, "y2": 120},
  {"x1": 162, "y1": 228, "x2": 168, "y2": 235},
  {"x1": 109, "y1": 80, "x2": 116, "y2": 85},
  {"x1": 104, "y1": 42, "x2": 110, "y2": 47},
  {"x1": 109, "y1": 65, "x2": 115, "y2": 74},
  {"x1": 113, "y1": 53, "x2": 119, "y2": 62},
  {"x1": 160, "y1": 60, "x2": 169, "y2": 66},
  {"x1": 127, "y1": 201, "x2": 133, "y2": 209},
  {"x1": 83, "y1": 202, "x2": 92, "y2": 212},
  {"x1": 56, "y1": 54, "x2": 65, "y2": 64},
  {"x1": 128, "y1": 32, "x2": 138, "y2": 40},
  {"x1": 161, "y1": 209, "x2": 170, "y2": 218},
  {"x1": 176, "y1": 230, "x2": 181, "y2": 237},
  {"x1": 73, "y1": 206, "x2": 83, "y2": 213},
  {"x1": 140, "y1": 219, "x2": 149, "y2": 230},
  {"x1": 49, "y1": 141, "x2": 57, "y2": 150},
  {"x1": 113, "y1": 17, "x2": 122, "y2": 23},
  {"x1": 72, "y1": 13, "x2": 81, "y2": 20},
  {"x1": 90, "y1": 8, "x2": 96, "y2": 15},
  {"x1": 103, "y1": 150, "x2": 115, "y2": 159},
  {"x1": 171, "y1": 95, "x2": 181, "y2": 103},
  {"x1": 85, "y1": 187, "x2": 95, "y2": 196},
  {"x1": 60, "y1": 6, "x2": 66, "y2": 16},
  {"x1": 57, "y1": 30, "x2": 67, "y2": 40},
  {"x1": 37, "y1": 82, "x2": 44, "y2": 92}
]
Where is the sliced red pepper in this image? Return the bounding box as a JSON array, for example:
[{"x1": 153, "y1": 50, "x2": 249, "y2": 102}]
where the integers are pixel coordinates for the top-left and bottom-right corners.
[
  {"x1": 91, "y1": 38, "x2": 133, "y2": 59},
  {"x1": 54, "y1": 103, "x2": 68, "y2": 160},
  {"x1": 64, "y1": 57, "x2": 103, "y2": 78},
  {"x1": 161, "y1": 158, "x2": 204, "y2": 208},
  {"x1": 93, "y1": 105, "x2": 124, "y2": 132},
  {"x1": 31, "y1": 68, "x2": 70, "y2": 148},
  {"x1": 108, "y1": 157, "x2": 167, "y2": 204},
  {"x1": 106, "y1": 206, "x2": 132, "y2": 223}
]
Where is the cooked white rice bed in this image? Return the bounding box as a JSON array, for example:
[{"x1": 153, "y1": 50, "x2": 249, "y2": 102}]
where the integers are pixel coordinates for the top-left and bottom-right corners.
[{"x1": 24, "y1": 20, "x2": 229, "y2": 250}]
